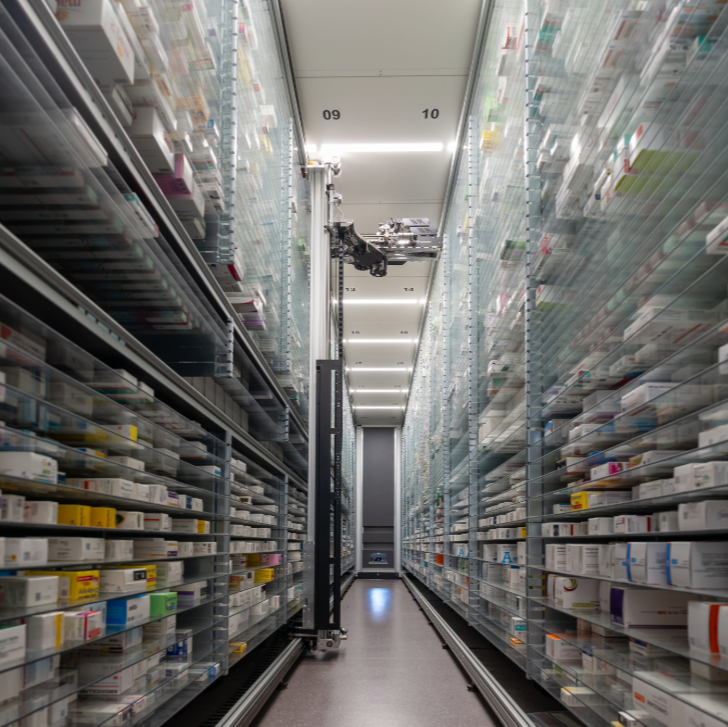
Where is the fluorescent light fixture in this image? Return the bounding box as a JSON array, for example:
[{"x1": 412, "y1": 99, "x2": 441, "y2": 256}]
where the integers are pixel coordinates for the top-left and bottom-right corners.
[
  {"x1": 447, "y1": 141, "x2": 457, "y2": 152},
  {"x1": 346, "y1": 367, "x2": 412, "y2": 372},
  {"x1": 343, "y1": 299, "x2": 426, "y2": 305},
  {"x1": 343, "y1": 339, "x2": 417, "y2": 343},
  {"x1": 320, "y1": 143, "x2": 444, "y2": 154},
  {"x1": 351, "y1": 389, "x2": 408, "y2": 394},
  {"x1": 355, "y1": 406, "x2": 405, "y2": 410}
]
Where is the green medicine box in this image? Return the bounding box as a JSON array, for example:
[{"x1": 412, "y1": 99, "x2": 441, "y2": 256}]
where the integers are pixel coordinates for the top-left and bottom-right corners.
[{"x1": 150, "y1": 591, "x2": 178, "y2": 618}]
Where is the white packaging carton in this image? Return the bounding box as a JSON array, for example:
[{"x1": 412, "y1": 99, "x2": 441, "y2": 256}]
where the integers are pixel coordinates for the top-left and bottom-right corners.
[
  {"x1": 666, "y1": 541, "x2": 728, "y2": 589},
  {"x1": 0, "y1": 576, "x2": 58, "y2": 607},
  {"x1": 48, "y1": 537, "x2": 105, "y2": 562},
  {"x1": 143, "y1": 513, "x2": 171, "y2": 531},
  {"x1": 588, "y1": 517, "x2": 614, "y2": 535},
  {"x1": 678, "y1": 500, "x2": 728, "y2": 530},
  {"x1": 553, "y1": 577, "x2": 600, "y2": 609},
  {"x1": 0, "y1": 624, "x2": 26, "y2": 666},
  {"x1": 55, "y1": 0, "x2": 135, "y2": 85},
  {"x1": 1, "y1": 494, "x2": 24, "y2": 522},
  {"x1": 689, "y1": 601, "x2": 728, "y2": 654},
  {"x1": 99, "y1": 569, "x2": 148, "y2": 594},
  {"x1": 116, "y1": 511, "x2": 144, "y2": 530},
  {"x1": 658, "y1": 511, "x2": 679, "y2": 532},
  {"x1": 626, "y1": 542, "x2": 667, "y2": 585},
  {"x1": 23, "y1": 501, "x2": 58, "y2": 525},
  {"x1": 6, "y1": 538, "x2": 48, "y2": 567},
  {"x1": 545, "y1": 633, "x2": 581, "y2": 661},
  {"x1": 105, "y1": 540, "x2": 134, "y2": 561},
  {"x1": 0, "y1": 452, "x2": 57, "y2": 484},
  {"x1": 610, "y1": 587, "x2": 690, "y2": 628}
]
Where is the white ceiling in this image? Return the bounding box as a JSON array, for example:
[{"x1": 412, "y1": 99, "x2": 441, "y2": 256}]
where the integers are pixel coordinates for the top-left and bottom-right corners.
[{"x1": 281, "y1": 0, "x2": 481, "y2": 424}]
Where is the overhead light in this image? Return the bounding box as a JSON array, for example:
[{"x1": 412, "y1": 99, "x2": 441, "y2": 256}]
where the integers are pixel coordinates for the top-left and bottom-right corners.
[
  {"x1": 343, "y1": 299, "x2": 426, "y2": 305},
  {"x1": 346, "y1": 367, "x2": 412, "y2": 372},
  {"x1": 447, "y1": 141, "x2": 457, "y2": 152},
  {"x1": 319, "y1": 143, "x2": 444, "y2": 154},
  {"x1": 350, "y1": 389, "x2": 408, "y2": 394},
  {"x1": 343, "y1": 339, "x2": 417, "y2": 343},
  {"x1": 355, "y1": 406, "x2": 405, "y2": 410}
]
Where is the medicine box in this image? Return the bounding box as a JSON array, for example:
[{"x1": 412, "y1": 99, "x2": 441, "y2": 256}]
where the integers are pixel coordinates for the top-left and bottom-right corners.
[
  {"x1": 6, "y1": 538, "x2": 48, "y2": 566},
  {"x1": 678, "y1": 500, "x2": 728, "y2": 530},
  {"x1": 67, "y1": 478, "x2": 135, "y2": 499},
  {"x1": 1, "y1": 495, "x2": 25, "y2": 522},
  {"x1": 105, "y1": 540, "x2": 134, "y2": 561},
  {"x1": 27, "y1": 570, "x2": 99, "y2": 600},
  {"x1": 610, "y1": 587, "x2": 690, "y2": 627},
  {"x1": 24, "y1": 501, "x2": 58, "y2": 524},
  {"x1": 0, "y1": 576, "x2": 58, "y2": 607},
  {"x1": 666, "y1": 541, "x2": 728, "y2": 589},
  {"x1": 57, "y1": 505, "x2": 91, "y2": 527},
  {"x1": 0, "y1": 452, "x2": 57, "y2": 484},
  {"x1": 626, "y1": 542, "x2": 667, "y2": 585},
  {"x1": 48, "y1": 537, "x2": 105, "y2": 562},
  {"x1": 106, "y1": 595, "x2": 151, "y2": 626},
  {"x1": 553, "y1": 577, "x2": 600, "y2": 609},
  {"x1": 90, "y1": 507, "x2": 116, "y2": 528},
  {"x1": 62, "y1": 610, "x2": 102, "y2": 642},
  {"x1": 689, "y1": 601, "x2": 728, "y2": 654},
  {"x1": 27, "y1": 612, "x2": 64, "y2": 651},
  {"x1": 55, "y1": 0, "x2": 135, "y2": 86},
  {"x1": 115, "y1": 511, "x2": 144, "y2": 530},
  {"x1": 0, "y1": 624, "x2": 26, "y2": 666},
  {"x1": 99, "y1": 568, "x2": 148, "y2": 594}
]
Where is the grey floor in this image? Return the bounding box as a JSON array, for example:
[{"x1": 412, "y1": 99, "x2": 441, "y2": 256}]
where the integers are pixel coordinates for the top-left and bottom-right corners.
[{"x1": 251, "y1": 580, "x2": 499, "y2": 727}]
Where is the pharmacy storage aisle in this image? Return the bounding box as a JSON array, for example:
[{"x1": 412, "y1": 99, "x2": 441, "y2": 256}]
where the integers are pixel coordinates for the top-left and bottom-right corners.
[
  {"x1": 403, "y1": 0, "x2": 728, "y2": 726},
  {"x1": 251, "y1": 579, "x2": 497, "y2": 727}
]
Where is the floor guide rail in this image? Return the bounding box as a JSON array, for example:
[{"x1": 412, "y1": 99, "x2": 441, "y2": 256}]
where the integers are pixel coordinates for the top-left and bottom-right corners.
[{"x1": 402, "y1": 573, "x2": 535, "y2": 727}]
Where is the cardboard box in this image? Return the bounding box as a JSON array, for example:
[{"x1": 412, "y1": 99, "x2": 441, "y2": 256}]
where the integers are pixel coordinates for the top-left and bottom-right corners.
[
  {"x1": 667, "y1": 541, "x2": 728, "y2": 589},
  {"x1": 27, "y1": 570, "x2": 99, "y2": 600},
  {"x1": 678, "y1": 500, "x2": 728, "y2": 530},
  {"x1": 588, "y1": 517, "x2": 614, "y2": 535},
  {"x1": 610, "y1": 587, "x2": 690, "y2": 627},
  {"x1": 99, "y1": 569, "x2": 148, "y2": 594},
  {"x1": 105, "y1": 540, "x2": 134, "y2": 561},
  {"x1": 66, "y1": 478, "x2": 135, "y2": 499},
  {"x1": 107, "y1": 456, "x2": 145, "y2": 472},
  {"x1": 0, "y1": 623, "x2": 26, "y2": 666},
  {"x1": 26, "y1": 613, "x2": 61, "y2": 650},
  {"x1": 553, "y1": 577, "x2": 600, "y2": 609},
  {"x1": 85, "y1": 627, "x2": 142, "y2": 653},
  {"x1": 24, "y1": 501, "x2": 58, "y2": 524},
  {"x1": 149, "y1": 592, "x2": 177, "y2": 617},
  {"x1": 546, "y1": 633, "x2": 581, "y2": 661},
  {"x1": 62, "y1": 610, "x2": 102, "y2": 641},
  {"x1": 143, "y1": 513, "x2": 171, "y2": 531},
  {"x1": 56, "y1": 0, "x2": 134, "y2": 85},
  {"x1": 133, "y1": 539, "x2": 178, "y2": 558},
  {"x1": 106, "y1": 595, "x2": 150, "y2": 625},
  {"x1": 6, "y1": 538, "x2": 48, "y2": 566},
  {"x1": 626, "y1": 542, "x2": 667, "y2": 585},
  {"x1": 173, "y1": 581, "x2": 208, "y2": 604},
  {"x1": 90, "y1": 507, "x2": 116, "y2": 529},
  {"x1": 58, "y1": 505, "x2": 91, "y2": 527},
  {"x1": 1, "y1": 494, "x2": 24, "y2": 522},
  {"x1": 128, "y1": 107, "x2": 174, "y2": 173},
  {"x1": 48, "y1": 537, "x2": 105, "y2": 563},
  {"x1": 0, "y1": 576, "x2": 58, "y2": 607},
  {"x1": 0, "y1": 452, "x2": 57, "y2": 484},
  {"x1": 620, "y1": 382, "x2": 675, "y2": 412},
  {"x1": 566, "y1": 544, "x2": 600, "y2": 575},
  {"x1": 689, "y1": 601, "x2": 728, "y2": 654},
  {"x1": 658, "y1": 511, "x2": 679, "y2": 532},
  {"x1": 115, "y1": 511, "x2": 144, "y2": 530}
]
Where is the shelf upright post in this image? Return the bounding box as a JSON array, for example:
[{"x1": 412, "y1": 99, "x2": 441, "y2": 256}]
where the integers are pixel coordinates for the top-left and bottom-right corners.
[
  {"x1": 467, "y1": 116, "x2": 480, "y2": 625},
  {"x1": 442, "y1": 237, "x2": 452, "y2": 602},
  {"x1": 218, "y1": 0, "x2": 240, "y2": 267},
  {"x1": 281, "y1": 474, "x2": 290, "y2": 630},
  {"x1": 275, "y1": 120, "x2": 295, "y2": 376},
  {"x1": 523, "y1": 0, "x2": 545, "y2": 682},
  {"x1": 216, "y1": 429, "x2": 233, "y2": 675}
]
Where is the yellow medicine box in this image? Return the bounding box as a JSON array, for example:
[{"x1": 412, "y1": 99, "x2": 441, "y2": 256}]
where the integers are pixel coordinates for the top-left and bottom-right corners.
[
  {"x1": 90, "y1": 507, "x2": 116, "y2": 528},
  {"x1": 246, "y1": 554, "x2": 260, "y2": 567},
  {"x1": 570, "y1": 492, "x2": 589, "y2": 511},
  {"x1": 254, "y1": 568, "x2": 275, "y2": 584},
  {"x1": 58, "y1": 505, "x2": 91, "y2": 527},
  {"x1": 27, "y1": 570, "x2": 99, "y2": 600}
]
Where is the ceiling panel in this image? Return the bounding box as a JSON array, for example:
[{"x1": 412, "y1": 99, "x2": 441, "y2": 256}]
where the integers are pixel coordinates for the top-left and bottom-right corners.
[
  {"x1": 333, "y1": 152, "x2": 453, "y2": 204},
  {"x1": 280, "y1": 0, "x2": 480, "y2": 74},
  {"x1": 343, "y1": 276, "x2": 428, "y2": 298},
  {"x1": 295, "y1": 76, "x2": 466, "y2": 145},
  {"x1": 343, "y1": 307, "x2": 422, "y2": 326}
]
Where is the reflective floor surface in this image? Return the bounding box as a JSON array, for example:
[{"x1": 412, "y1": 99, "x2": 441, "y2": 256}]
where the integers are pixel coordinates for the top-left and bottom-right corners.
[{"x1": 251, "y1": 579, "x2": 500, "y2": 727}]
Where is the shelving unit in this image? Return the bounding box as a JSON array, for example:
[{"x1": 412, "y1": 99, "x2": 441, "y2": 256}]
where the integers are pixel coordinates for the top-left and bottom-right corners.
[
  {"x1": 403, "y1": 1, "x2": 728, "y2": 726},
  {"x1": 0, "y1": 0, "x2": 312, "y2": 724}
]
